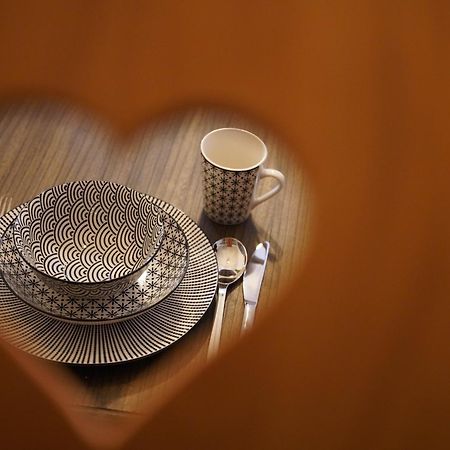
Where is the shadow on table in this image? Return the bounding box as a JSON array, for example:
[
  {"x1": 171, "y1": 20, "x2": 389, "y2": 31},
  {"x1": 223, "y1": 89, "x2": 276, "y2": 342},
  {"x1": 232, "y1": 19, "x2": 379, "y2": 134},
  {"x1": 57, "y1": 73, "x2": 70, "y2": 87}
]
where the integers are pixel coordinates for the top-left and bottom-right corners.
[{"x1": 197, "y1": 211, "x2": 281, "y2": 264}]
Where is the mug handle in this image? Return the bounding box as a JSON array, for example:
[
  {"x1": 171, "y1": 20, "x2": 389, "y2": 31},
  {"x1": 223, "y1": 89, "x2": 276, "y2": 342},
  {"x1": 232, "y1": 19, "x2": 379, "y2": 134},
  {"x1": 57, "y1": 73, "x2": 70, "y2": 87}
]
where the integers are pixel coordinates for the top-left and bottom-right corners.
[{"x1": 251, "y1": 166, "x2": 285, "y2": 209}]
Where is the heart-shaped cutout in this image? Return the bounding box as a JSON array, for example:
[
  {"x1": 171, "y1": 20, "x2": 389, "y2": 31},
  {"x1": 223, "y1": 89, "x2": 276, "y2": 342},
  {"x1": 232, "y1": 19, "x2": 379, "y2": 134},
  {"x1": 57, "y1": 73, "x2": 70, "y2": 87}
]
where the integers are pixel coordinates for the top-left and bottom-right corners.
[{"x1": 0, "y1": 100, "x2": 310, "y2": 449}]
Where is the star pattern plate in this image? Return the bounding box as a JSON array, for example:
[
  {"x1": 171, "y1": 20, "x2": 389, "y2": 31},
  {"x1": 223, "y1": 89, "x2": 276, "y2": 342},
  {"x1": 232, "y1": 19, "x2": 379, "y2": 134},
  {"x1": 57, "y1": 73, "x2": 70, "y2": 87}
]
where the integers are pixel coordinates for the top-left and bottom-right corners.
[
  {"x1": 0, "y1": 206, "x2": 188, "y2": 323},
  {"x1": 0, "y1": 198, "x2": 218, "y2": 364}
]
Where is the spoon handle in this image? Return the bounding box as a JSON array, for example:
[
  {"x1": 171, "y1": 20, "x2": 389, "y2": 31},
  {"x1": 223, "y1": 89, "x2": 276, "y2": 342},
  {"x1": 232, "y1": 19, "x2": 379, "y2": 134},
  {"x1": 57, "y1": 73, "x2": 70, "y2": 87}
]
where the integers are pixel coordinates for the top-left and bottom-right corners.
[{"x1": 207, "y1": 285, "x2": 227, "y2": 359}]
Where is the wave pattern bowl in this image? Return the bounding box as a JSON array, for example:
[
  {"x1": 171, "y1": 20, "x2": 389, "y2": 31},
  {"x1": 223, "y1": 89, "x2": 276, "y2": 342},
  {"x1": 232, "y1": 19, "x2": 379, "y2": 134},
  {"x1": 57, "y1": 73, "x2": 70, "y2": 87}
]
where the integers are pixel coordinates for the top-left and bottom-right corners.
[{"x1": 13, "y1": 180, "x2": 165, "y2": 299}]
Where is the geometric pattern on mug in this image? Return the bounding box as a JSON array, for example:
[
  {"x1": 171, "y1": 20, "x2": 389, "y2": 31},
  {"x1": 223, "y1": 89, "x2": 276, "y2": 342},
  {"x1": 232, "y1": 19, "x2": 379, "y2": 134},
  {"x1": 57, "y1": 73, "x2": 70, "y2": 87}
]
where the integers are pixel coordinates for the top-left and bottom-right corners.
[
  {"x1": 0, "y1": 207, "x2": 188, "y2": 322},
  {"x1": 202, "y1": 158, "x2": 258, "y2": 225}
]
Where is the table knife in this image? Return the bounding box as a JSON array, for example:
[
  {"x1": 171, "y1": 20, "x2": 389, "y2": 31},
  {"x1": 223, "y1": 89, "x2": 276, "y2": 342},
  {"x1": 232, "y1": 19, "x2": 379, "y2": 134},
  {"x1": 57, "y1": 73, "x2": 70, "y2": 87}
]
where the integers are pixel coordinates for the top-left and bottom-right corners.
[{"x1": 241, "y1": 241, "x2": 270, "y2": 333}]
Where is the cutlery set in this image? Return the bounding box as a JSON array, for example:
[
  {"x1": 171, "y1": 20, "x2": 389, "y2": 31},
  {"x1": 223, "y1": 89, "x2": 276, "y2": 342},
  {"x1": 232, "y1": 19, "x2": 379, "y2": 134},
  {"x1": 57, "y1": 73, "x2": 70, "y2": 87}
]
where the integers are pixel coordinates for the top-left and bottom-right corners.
[{"x1": 208, "y1": 237, "x2": 270, "y2": 359}]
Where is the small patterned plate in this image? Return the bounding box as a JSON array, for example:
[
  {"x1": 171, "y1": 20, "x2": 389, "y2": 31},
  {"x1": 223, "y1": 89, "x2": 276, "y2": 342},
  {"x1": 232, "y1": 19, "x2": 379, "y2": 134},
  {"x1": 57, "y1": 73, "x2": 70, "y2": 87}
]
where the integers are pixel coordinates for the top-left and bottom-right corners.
[
  {"x1": 0, "y1": 206, "x2": 188, "y2": 323},
  {"x1": 0, "y1": 198, "x2": 218, "y2": 364}
]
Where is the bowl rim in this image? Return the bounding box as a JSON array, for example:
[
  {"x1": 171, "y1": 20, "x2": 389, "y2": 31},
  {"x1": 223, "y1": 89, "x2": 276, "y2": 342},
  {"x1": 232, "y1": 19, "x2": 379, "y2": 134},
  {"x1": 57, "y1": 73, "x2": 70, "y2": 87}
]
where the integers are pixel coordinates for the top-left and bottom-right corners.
[{"x1": 12, "y1": 180, "x2": 167, "y2": 288}]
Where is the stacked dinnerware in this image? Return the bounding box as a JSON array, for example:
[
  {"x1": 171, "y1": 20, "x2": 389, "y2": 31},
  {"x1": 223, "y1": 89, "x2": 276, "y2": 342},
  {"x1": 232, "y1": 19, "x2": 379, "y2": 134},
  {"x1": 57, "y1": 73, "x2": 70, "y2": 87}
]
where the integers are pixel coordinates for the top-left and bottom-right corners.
[{"x1": 0, "y1": 181, "x2": 218, "y2": 364}]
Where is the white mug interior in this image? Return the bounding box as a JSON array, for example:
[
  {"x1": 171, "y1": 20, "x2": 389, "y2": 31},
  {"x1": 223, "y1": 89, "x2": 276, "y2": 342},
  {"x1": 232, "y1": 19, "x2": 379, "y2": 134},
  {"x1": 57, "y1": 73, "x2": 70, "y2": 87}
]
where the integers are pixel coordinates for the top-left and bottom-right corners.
[{"x1": 201, "y1": 128, "x2": 267, "y2": 170}]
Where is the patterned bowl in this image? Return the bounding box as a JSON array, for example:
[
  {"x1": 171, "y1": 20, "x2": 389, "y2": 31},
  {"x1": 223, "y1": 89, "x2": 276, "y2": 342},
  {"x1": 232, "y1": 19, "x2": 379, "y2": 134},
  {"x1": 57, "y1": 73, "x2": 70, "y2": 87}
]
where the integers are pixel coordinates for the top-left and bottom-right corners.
[{"x1": 13, "y1": 180, "x2": 165, "y2": 299}]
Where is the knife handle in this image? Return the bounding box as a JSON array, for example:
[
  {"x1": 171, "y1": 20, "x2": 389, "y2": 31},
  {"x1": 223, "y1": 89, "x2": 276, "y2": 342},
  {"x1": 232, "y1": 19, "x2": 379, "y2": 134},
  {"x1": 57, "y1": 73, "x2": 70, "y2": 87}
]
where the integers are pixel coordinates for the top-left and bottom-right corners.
[
  {"x1": 207, "y1": 285, "x2": 227, "y2": 360},
  {"x1": 241, "y1": 303, "x2": 256, "y2": 334}
]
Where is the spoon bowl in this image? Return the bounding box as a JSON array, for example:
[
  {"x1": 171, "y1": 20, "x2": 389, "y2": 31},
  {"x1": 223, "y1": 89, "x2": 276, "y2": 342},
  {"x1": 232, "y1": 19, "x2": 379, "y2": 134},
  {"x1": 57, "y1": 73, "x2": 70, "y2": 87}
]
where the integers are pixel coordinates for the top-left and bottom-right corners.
[{"x1": 215, "y1": 238, "x2": 247, "y2": 285}]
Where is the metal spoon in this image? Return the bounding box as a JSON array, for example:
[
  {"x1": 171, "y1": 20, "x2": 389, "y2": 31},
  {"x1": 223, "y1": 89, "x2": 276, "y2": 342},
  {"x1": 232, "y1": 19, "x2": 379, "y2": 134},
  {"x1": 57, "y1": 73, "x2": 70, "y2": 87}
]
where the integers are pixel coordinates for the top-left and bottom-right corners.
[{"x1": 207, "y1": 237, "x2": 247, "y2": 359}]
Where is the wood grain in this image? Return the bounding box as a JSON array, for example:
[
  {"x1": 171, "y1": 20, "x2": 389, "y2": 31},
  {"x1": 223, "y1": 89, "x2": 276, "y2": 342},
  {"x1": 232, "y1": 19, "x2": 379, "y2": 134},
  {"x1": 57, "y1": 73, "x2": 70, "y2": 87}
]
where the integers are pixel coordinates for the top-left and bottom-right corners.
[{"x1": 0, "y1": 100, "x2": 311, "y2": 416}]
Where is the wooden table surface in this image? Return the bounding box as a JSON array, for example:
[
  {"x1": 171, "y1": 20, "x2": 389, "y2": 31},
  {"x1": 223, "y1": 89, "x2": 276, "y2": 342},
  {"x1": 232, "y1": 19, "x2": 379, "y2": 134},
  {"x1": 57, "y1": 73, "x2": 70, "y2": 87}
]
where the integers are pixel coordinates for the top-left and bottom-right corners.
[{"x1": 0, "y1": 100, "x2": 311, "y2": 422}]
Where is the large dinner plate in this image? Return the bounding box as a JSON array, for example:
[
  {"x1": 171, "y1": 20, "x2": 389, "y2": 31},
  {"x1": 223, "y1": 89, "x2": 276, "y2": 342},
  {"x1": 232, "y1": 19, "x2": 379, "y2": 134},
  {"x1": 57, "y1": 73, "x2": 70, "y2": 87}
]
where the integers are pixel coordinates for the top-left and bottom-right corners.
[{"x1": 0, "y1": 198, "x2": 218, "y2": 364}]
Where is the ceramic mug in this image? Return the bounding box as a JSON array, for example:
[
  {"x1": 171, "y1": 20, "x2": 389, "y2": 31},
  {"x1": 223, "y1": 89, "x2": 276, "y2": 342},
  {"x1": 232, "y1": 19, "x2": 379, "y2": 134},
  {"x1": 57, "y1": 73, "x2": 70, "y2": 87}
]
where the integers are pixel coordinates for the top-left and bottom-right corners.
[{"x1": 201, "y1": 128, "x2": 285, "y2": 225}]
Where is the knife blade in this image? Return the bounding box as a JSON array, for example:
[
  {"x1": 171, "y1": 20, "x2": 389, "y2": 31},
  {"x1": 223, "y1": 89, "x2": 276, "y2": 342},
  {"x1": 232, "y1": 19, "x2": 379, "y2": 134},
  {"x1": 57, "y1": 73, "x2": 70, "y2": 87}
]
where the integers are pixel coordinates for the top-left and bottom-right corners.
[{"x1": 241, "y1": 241, "x2": 270, "y2": 333}]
